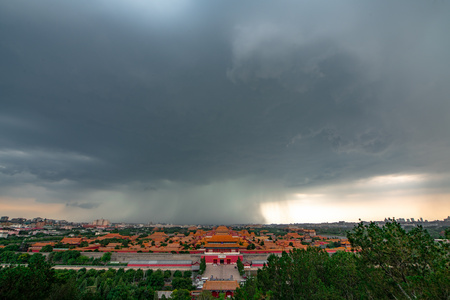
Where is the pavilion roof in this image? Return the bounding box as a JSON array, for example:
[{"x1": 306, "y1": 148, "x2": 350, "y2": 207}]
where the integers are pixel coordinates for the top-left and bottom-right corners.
[
  {"x1": 60, "y1": 237, "x2": 83, "y2": 244},
  {"x1": 96, "y1": 233, "x2": 129, "y2": 240},
  {"x1": 203, "y1": 280, "x2": 239, "y2": 291},
  {"x1": 206, "y1": 234, "x2": 239, "y2": 243},
  {"x1": 205, "y1": 243, "x2": 240, "y2": 248}
]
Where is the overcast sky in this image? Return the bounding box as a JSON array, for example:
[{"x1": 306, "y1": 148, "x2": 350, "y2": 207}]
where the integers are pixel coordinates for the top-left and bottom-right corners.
[{"x1": 1, "y1": 0, "x2": 449, "y2": 224}]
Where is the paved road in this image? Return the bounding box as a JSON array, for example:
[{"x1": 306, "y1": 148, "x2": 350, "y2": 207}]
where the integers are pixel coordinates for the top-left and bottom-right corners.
[{"x1": 202, "y1": 264, "x2": 243, "y2": 281}]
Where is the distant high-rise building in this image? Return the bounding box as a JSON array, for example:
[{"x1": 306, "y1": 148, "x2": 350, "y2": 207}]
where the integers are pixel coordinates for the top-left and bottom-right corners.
[
  {"x1": 32, "y1": 217, "x2": 43, "y2": 223},
  {"x1": 10, "y1": 218, "x2": 26, "y2": 224},
  {"x1": 92, "y1": 218, "x2": 111, "y2": 226},
  {"x1": 0, "y1": 216, "x2": 8, "y2": 222}
]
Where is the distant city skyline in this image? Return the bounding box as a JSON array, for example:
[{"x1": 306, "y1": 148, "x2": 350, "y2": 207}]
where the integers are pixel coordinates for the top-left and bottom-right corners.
[
  {"x1": 1, "y1": 214, "x2": 449, "y2": 226},
  {"x1": 1, "y1": 1, "x2": 450, "y2": 224}
]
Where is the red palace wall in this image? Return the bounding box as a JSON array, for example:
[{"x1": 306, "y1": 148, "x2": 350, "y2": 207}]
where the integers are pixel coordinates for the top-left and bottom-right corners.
[
  {"x1": 127, "y1": 263, "x2": 192, "y2": 267},
  {"x1": 202, "y1": 254, "x2": 243, "y2": 264},
  {"x1": 240, "y1": 250, "x2": 283, "y2": 254},
  {"x1": 251, "y1": 263, "x2": 265, "y2": 267}
]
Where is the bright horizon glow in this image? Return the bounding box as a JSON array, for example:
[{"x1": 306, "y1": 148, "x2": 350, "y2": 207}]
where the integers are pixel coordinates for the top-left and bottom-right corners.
[
  {"x1": 260, "y1": 173, "x2": 450, "y2": 223},
  {"x1": 0, "y1": 197, "x2": 67, "y2": 219},
  {"x1": 260, "y1": 193, "x2": 450, "y2": 224}
]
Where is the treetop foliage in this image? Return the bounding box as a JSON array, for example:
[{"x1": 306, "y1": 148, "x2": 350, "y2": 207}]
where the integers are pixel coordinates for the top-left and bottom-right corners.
[{"x1": 236, "y1": 220, "x2": 450, "y2": 300}]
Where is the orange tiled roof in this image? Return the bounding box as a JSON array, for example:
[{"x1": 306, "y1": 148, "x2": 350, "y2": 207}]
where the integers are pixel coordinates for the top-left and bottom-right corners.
[
  {"x1": 286, "y1": 233, "x2": 302, "y2": 239},
  {"x1": 239, "y1": 230, "x2": 250, "y2": 237},
  {"x1": 151, "y1": 231, "x2": 168, "y2": 236},
  {"x1": 166, "y1": 243, "x2": 181, "y2": 249},
  {"x1": 106, "y1": 242, "x2": 122, "y2": 248},
  {"x1": 31, "y1": 242, "x2": 55, "y2": 247},
  {"x1": 194, "y1": 230, "x2": 206, "y2": 236},
  {"x1": 149, "y1": 232, "x2": 168, "y2": 241},
  {"x1": 205, "y1": 243, "x2": 240, "y2": 248},
  {"x1": 262, "y1": 241, "x2": 277, "y2": 249},
  {"x1": 96, "y1": 233, "x2": 129, "y2": 240},
  {"x1": 203, "y1": 280, "x2": 239, "y2": 291},
  {"x1": 215, "y1": 226, "x2": 230, "y2": 234},
  {"x1": 206, "y1": 234, "x2": 239, "y2": 243},
  {"x1": 60, "y1": 237, "x2": 82, "y2": 245}
]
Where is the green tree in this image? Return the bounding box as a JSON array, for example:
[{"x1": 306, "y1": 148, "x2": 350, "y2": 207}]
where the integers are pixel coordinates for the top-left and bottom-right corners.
[
  {"x1": 183, "y1": 270, "x2": 192, "y2": 278},
  {"x1": 172, "y1": 277, "x2": 193, "y2": 291},
  {"x1": 76, "y1": 255, "x2": 90, "y2": 265},
  {"x1": 197, "y1": 290, "x2": 215, "y2": 300},
  {"x1": 145, "y1": 269, "x2": 153, "y2": 278},
  {"x1": 164, "y1": 269, "x2": 172, "y2": 279},
  {"x1": 0, "y1": 251, "x2": 17, "y2": 263},
  {"x1": 237, "y1": 248, "x2": 366, "y2": 299},
  {"x1": 48, "y1": 278, "x2": 80, "y2": 300},
  {"x1": 148, "y1": 270, "x2": 164, "y2": 290},
  {"x1": 236, "y1": 257, "x2": 244, "y2": 276},
  {"x1": 135, "y1": 268, "x2": 144, "y2": 281},
  {"x1": 323, "y1": 251, "x2": 368, "y2": 299},
  {"x1": 170, "y1": 289, "x2": 191, "y2": 300},
  {"x1": 17, "y1": 253, "x2": 30, "y2": 263},
  {"x1": 246, "y1": 243, "x2": 256, "y2": 250},
  {"x1": 0, "y1": 253, "x2": 56, "y2": 300},
  {"x1": 199, "y1": 257, "x2": 206, "y2": 275},
  {"x1": 348, "y1": 220, "x2": 450, "y2": 299},
  {"x1": 40, "y1": 244, "x2": 54, "y2": 252},
  {"x1": 101, "y1": 252, "x2": 112, "y2": 265},
  {"x1": 173, "y1": 270, "x2": 183, "y2": 278},
  {"x1": 234, "y1": 276, "x2": 265, "y2": 300},
  {"x1": 125, "y1": 269, "x2": 136, "y2": 283},
  {"x1": 134, "y1": 286, "x2": 154, "y2": 300},
  {"x1": 107, "y1": 284, "x2": 131, "y2": 300}
]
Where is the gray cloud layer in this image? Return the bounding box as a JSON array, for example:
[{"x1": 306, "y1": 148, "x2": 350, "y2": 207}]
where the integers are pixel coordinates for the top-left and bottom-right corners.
[{"x1": 1, "y1": 0, "x2": 449, "y2": 223}]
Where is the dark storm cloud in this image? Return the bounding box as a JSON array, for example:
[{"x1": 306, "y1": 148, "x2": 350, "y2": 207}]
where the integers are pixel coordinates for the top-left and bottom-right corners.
[
  {"x1": 1, "y1": 0, "x2": 449, "y2": 223},
  {"x1": 66, "y1": 202, "x2": 99, "y2": 210}
]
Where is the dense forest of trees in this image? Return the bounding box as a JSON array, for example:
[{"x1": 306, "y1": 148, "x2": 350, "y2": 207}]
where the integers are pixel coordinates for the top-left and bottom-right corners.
[
  {"x1": 0, "y1": 253, "x2": 194, "y2": 299},
  {"x1": 235, "y1": 221, "x2": 450, "y2": 299},
  {"x1": 0, "y1": 249, "x2": 113, "y2": 266}
]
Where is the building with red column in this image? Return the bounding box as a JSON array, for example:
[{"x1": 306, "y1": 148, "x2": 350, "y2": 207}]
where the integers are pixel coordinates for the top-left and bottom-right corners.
[
  {"x1": 202, "y1": 280, "x2": 239, "y2": 298},
  {"x1": 201, "y1": 227, "x2": 246, "y2": 265}
]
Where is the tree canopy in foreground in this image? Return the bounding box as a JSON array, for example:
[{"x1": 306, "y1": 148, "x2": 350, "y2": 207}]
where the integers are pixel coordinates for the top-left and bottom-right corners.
[{"x1": 235, "y1": 220, "x2": 449, "y2": 300}]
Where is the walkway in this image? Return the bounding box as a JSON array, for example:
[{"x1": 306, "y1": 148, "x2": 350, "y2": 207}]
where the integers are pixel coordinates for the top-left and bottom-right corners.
[{"x1": 202, "y1": 264, "x2": 243, "y2": 281}]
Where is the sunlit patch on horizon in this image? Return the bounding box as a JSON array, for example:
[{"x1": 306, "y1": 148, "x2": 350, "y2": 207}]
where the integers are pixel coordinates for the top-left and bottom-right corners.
[
  {"x1": 260, "y1": 173, "x2": 449, "y2": 224},
  {"x1": 0, "y1": 197, "x2": 66, "y2": 218}
]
